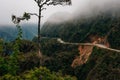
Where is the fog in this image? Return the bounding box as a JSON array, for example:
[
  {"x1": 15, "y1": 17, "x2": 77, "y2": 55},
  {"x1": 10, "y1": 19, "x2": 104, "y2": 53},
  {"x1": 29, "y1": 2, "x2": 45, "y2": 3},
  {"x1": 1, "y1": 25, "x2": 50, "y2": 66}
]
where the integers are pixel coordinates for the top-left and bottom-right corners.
[
  {"x1": 0, "y1": 0, "x2": 79, "y2": 25},
  {"x1": 0, "y1": 0, "x2": 120, "y2": 25},
  {"x1": 74, "y1": 0, "x2": 120, "y2": 18},
  {"x1": 47, "y1": 0, "x2": 120, "y2": 23}
]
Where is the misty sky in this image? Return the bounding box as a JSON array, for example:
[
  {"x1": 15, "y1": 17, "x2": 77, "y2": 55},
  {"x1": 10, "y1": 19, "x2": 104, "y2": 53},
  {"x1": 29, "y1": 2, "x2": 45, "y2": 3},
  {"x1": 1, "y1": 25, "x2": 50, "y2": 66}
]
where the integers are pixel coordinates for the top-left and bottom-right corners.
[
  {"x1": 0, "y1": 0, "x2": 120, "y2": 25},
  {"x1": 0, "y1": 0, "x2": 81, "y2": 25}
]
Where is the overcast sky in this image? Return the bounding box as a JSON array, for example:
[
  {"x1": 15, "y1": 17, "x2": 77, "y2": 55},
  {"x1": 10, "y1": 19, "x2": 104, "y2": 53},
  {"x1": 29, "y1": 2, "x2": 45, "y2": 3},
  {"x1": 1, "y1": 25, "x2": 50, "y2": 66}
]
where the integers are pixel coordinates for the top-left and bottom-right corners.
[
  {"x1": 0, "y1": 0, "x2": 120, "y2": 25},
  {"x1": 0, "y1": 0, "x2": 82, "y2": 25}
]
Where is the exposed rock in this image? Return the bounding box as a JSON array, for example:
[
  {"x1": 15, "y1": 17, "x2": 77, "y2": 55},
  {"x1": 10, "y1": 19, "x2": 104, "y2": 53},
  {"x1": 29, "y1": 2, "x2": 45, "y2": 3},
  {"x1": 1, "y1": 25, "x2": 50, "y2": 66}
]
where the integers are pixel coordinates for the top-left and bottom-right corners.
[
  {"x1": 71, "y1": 35, "x2": 110, "y2": 68},
  {"x1": 71, "y1": 45, "x2": 93, "y2": 68}
]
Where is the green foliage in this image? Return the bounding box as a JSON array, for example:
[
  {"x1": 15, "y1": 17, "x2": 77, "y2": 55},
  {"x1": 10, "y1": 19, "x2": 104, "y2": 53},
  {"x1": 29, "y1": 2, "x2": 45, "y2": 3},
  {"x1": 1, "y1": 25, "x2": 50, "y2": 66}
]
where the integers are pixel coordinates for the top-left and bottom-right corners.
[
  {"x1": 0, "y1": 57, "x2": 7, "y2": 75},
  {"x1": 23, "y1": 67, "x2": 76, "y2": 80},
  {"x1": 75, "y1": 47, "x2": 104, "y2": 80},
  {"x1": 19, "y1": 40, "x2": 38, "y2": 53},
  {"x1": 15, "y1": 25, "x2": 23, "y2": 41},
  {"x1": 0, "y1": 39, "x2": 4, "y2": 55},
  {"x1": 1, "y1": 11, "x2": 77, "y2": 79},
  {"x1": 0, "y1": 56, "x2": 19, "y2": 76},
  {"x1": 40, "y1": 38, "x2": 79, "y2": 56},
  {"x1": 108, "y1": 26, "x2": 120, "y2": 49},
  {"x1": 0, "y1": 74, "x2": 21, "y2": 80},
  {"x1": 18, "y1": 52, "x2": 40, "y2": 72},
  {"x1": 8, "y1": 25, "x2": 22, "y2": 75},
  {"x1": 23, "y1": 67, "x2": 55, "y2": 80},
  {"x1": 1, "y1": 6, "x2": 120, "y2": 80},
  {"x1": 0, "y1": 36, "x2": 20, "y2": 76},
  {"x1": 40, "y1": 38, "x2": 79, "y2": 75},
  {"x1": 40, "y1": 12, "x2": 120, "y2": 80},
  {"x1": 86, "y1": 50, "x2": 120, "y2": 80},
  {"x1": 41, "y1": 39, "x2": 63, "y2": 56},
  {"x1": 23, "y1": 12, "x2": 31, "y2": 20},
  {"x1": 0, "y1": 39, "x2": 40, "y2": 75},
  {"x1": 0, "y1": 18, "x2": 23, "y2": 76},
  {"x1": 41, "y1": 12, "x2": 120, "y2": 45},
  {"x1": 0, "y1": 67, "x2": 76, "y2": 80},
  {"x1": 12, "y1": 13, "x2": 30, "y2": 24}
]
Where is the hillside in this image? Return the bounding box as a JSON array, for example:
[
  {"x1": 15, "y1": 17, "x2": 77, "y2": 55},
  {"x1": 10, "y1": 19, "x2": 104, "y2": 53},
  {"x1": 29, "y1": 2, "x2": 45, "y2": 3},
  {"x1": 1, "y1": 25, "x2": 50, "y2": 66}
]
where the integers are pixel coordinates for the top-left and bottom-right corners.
[
  {"x1": 1, "y1": 0, "x2": 120, "y2": 80},
  {"x1": 0, "y1": 4, "x2": 120, "y2": 80},
  {"x1": 0, "y1": 13, "x2": 120, "y2": 80},
  {"x1": 40, "y1": 38, "x2": 120, "y2": 80},
  {"x1": 41, "y1": 11, "x2": 120, "y2": 50},
  {"x1": 40, "y1": 10, "x2": 120, "y2": 80}
]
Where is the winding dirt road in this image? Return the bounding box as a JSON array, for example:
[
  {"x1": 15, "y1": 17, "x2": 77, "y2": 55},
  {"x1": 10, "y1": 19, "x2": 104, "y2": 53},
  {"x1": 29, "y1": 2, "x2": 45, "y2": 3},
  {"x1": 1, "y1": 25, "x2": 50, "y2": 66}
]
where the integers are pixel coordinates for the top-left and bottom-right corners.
[{"x1": 57, "y1": 38, "x2": 120, "y2": 53}]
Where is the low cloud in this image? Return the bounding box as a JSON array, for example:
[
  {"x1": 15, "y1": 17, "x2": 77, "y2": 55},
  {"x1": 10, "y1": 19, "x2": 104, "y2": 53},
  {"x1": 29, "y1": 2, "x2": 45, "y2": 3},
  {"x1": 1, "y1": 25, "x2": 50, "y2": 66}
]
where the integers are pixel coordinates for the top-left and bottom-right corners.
[{"x1": 74, "y1": 0, "x2": 120, "y2": 17}]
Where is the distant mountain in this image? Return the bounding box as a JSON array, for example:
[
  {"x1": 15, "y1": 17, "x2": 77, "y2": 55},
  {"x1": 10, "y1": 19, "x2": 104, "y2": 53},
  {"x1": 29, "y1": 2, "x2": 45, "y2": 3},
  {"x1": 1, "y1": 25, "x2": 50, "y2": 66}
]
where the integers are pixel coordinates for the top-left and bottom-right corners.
[
  {"x1": 0, "y1": 24, "x2": 37, "y2": 41},
  {"x1": 41, "y1": 12, "x2": 72, "y2": 37},
  {"x1": 41, "y1": 11, "x2": 120, "y2": 49}
]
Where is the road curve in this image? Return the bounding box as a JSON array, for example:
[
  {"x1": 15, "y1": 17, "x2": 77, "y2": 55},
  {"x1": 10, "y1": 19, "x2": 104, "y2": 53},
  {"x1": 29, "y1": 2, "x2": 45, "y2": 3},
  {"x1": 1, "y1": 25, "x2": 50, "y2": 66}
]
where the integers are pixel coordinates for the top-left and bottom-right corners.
[{"x1": 57, "y1": 38, "x2": 120, "y2": 53}]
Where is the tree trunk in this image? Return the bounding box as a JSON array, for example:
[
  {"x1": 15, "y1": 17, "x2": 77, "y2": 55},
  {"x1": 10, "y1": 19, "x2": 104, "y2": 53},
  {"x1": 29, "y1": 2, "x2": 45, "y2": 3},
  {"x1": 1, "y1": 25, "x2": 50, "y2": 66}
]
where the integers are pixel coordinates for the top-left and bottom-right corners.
[{"x1": 38, "y1": 7, "x2": 42, "y2": 65}]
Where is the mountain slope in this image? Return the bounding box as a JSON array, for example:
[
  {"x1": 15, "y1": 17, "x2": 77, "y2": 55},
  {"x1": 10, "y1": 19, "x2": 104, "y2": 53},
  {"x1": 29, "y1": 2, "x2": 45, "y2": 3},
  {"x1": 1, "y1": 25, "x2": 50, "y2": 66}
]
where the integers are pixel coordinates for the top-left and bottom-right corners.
[
  {"x1": 41, "y1": 11, "x2": 120, "y2": 49},
  {"x1": 40, "y1": 10, "x2": 120, "y2": 80}
]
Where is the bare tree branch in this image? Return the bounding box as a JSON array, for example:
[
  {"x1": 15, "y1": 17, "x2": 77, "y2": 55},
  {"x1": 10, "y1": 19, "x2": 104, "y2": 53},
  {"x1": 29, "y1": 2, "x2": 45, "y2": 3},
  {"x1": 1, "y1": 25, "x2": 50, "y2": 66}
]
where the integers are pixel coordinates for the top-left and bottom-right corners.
[
  {"x1": 41, "y1": 8, "x2": 46, "y2": 11},
  {"x1": 52, "y1": 0, "x2": 72, "y2": 5},
  {"x1": 27, "y1": 13, "x2": 39, "y2": 17},
  {"x1": 41, "y1": 0, "x2": 50, "y2": 7}
]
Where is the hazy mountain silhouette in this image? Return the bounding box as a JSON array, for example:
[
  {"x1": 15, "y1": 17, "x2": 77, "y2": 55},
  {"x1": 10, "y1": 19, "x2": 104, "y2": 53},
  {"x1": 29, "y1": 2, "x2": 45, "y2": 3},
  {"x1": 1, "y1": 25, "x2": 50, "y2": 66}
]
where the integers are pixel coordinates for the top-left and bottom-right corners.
[{"x1": 0, "y1": 24, "x2": 37, "y2": 41}]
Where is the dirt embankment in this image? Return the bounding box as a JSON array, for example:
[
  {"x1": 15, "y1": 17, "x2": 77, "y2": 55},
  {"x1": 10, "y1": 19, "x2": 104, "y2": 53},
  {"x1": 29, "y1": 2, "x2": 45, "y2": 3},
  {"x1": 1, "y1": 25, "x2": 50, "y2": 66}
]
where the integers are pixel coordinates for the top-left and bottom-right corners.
[
  {"x1": 71, "y1": 35, "x2": 110, "y2": 68},
  {"x1": 71, "y1": 45, "x2": 94, "y2": 68}
]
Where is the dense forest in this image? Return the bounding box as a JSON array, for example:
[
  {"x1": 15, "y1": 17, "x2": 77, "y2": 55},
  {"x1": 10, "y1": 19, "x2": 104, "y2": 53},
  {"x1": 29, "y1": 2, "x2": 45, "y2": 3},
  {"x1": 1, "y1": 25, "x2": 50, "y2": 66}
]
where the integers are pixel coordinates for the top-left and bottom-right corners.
[
  {"x1": 41, "y1": 10, "x2": 120, "y2": 49},
  {"x1": 40, "y1": 10, "x2": 120, "y2": 79},
  {"x1": 0, "y1": 6, "x2": 120, "y2": 80}
]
